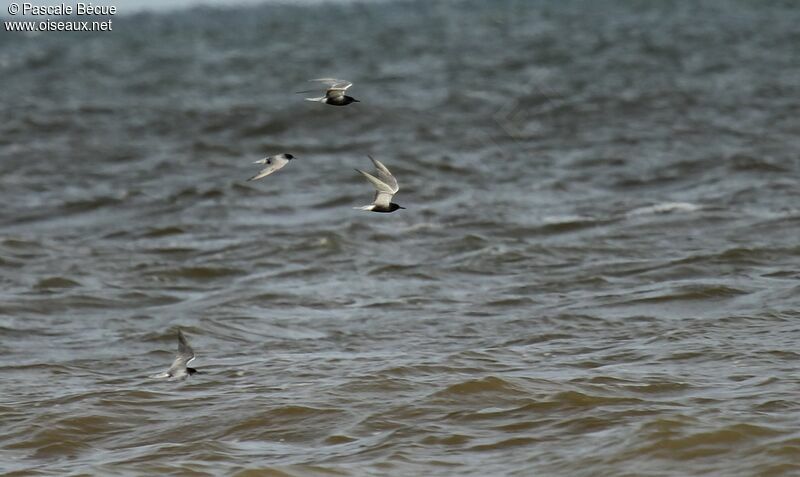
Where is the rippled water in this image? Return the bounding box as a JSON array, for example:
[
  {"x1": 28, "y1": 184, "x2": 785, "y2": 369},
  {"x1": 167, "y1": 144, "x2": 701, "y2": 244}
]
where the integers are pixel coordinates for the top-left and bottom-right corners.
[{"x1": 2, "y1": 1, "x2": 800, "y2": 475}]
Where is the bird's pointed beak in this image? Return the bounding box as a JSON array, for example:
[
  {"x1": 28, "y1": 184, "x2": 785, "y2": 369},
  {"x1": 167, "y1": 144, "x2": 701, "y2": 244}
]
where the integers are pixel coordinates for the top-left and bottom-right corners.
[
  {"x1": 353, "y1": 99, "x2": 361, "y2": 102},
  {"x1": 398, "y1": 206, "x2": 406, "y2": 209}
]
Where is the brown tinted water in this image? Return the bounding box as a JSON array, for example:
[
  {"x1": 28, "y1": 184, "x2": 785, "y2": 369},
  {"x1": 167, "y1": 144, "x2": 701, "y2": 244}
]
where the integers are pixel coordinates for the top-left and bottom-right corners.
[{"x1": 1, "y1": 1, "x2": 800, "y2": 475}]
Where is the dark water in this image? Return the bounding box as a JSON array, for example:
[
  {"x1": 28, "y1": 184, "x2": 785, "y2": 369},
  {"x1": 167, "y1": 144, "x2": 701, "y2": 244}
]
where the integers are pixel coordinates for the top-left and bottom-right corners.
[{"x1": 2, "y1": 1, "x2": 800, "y2": 475}]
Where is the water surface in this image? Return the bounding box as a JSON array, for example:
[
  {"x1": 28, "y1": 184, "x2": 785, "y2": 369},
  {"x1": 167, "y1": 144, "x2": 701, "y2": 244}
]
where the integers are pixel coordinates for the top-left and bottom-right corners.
[{"x1": 1, "y1": 1, "x2": 800, "y2": 475}]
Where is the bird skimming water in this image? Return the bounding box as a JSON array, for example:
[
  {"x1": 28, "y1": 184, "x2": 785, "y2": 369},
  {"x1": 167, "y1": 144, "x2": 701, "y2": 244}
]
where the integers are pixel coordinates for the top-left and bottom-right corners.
[
  {"x1": 152, "y1": 329, "x2": 198, "y2": 380},
  {"x1": 248, "y1": 153, "x2": 295, "y2": 181},
  {"x1": 298, "y1": 78, "x2": 360, "y2": 106},
  {"x1": 354, "y1": 156, "x2": 405, "y2": 213}
]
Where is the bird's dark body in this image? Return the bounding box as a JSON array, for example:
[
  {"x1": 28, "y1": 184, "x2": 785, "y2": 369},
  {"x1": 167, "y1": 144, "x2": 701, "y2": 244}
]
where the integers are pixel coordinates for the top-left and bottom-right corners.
[
  {"x1": 326, "y1": 95, "x2": 359, "y2": 106},
  {"x1": 372, "y1": 203, "x2": 405, "y2": 213}
]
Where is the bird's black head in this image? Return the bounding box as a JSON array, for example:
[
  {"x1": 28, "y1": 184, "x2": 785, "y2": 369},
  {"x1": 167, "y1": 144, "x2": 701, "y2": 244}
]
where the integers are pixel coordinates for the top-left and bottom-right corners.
[
  {"x1": 284, "y1": 154, "x2": 294, "y2": 160},
  {"x1": 187, "y1": 367, "x2": 199, "y2": 375},
  {"x1": 345, "y1": 96, "x2": 360, "y2": 104},
  {"x1": 390, "y1": 203, "x2": 405, "y2": 212}
]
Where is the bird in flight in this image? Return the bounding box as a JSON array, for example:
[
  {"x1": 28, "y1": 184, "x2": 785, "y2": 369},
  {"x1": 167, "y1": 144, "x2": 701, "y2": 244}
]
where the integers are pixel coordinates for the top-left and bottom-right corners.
[
  {"x1": 152, "y1": 329, "x2": 198, "y2": 380},
  {"x1": 354, "y1": 156, "x2": 405, "y2": 213},
  {"x1": 298, "y1": 78, "x2": 360, "y2": 106},
  {"x1": 248, "y1": 153, "x2": 295, "y2": 181}
]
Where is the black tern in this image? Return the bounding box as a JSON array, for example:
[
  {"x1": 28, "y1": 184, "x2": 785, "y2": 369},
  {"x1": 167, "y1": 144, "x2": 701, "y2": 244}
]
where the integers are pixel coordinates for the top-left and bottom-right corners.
[
  {"x1": 354, "y1": 156, "x2": 405, "y2": 213},
  {"x1": 152, "y1": 329, "x2": 198, "y2": 380},
  {"x1": 248, "y1": 153, "x2": 295, "y2": 181},
  {"x1": 298, "y1": 78, "x2": 360, "y2": 106}
]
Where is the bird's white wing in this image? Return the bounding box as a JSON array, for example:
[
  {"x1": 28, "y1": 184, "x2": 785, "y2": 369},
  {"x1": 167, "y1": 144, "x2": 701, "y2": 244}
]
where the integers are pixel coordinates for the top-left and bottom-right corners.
[
  {"x1": 310, "y1": 78, "x2": 352, "y2": 90},
  {"x1": 172, "y1": 329, "x2": 195, "y2": 368},
  {"x1": 248, "y1": 155, "x2": 290, "y2": 181},
  {"x1": 164, "y1": 357, "x2": 185, "y2": 376},
  {"x1": 357, "y1": 169, "x2": 395, "y2": 194},
  {"x1": 367, "y1": 156, "x2": 399, "y2": 193},
  {"x1": 326, "y1": 88, "x2": 346, "y2": 99},
  {"x1": 178, "y1": 330, "x2": 194, "y2": 358},
  {"x1": 373, "y1": 191, "x2": 394, "y2": 208},
  {"x1": 359, "y1": 169, "x2": 396, "y2": 208},
  {"x1": 152, "y1": 329, "x2": 194, "y2": 379}
]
